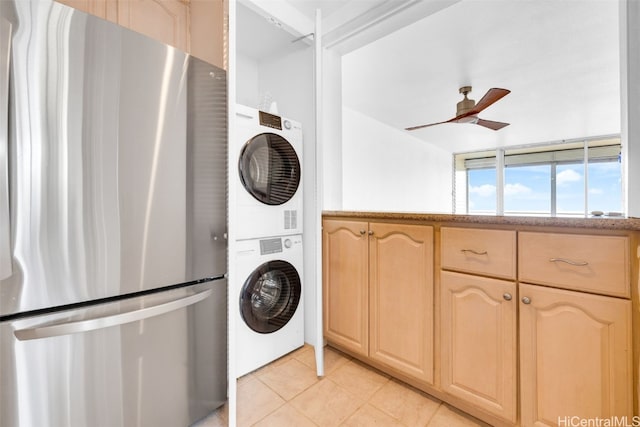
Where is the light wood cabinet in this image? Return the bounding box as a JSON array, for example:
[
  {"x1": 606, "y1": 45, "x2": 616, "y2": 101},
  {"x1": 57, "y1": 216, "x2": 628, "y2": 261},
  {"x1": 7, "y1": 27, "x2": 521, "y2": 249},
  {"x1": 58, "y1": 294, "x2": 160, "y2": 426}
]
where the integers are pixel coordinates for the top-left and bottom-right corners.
[
  {"x1": 441, "y1": 226, "x2": 634, "y2": 426},
  {"x1": 55, "y1": 0, "x2": 117, "y2": 20},
  {"x1": 55, "y1": 0, "x2": 225, "y2": 69},
  {"x1": 441, "y1": 227, "x2": 516, "y2": 279},
  {"x1": 322, "y1": 219, "x2": 369, "y2": 356},
  {"x1": 440, "y1": 271, "x2": 517, "y2": 423},
  {"x1": 323, "y1": 215, "x2": 637, "y2": 427},
  {"x1": 369, "y1": 222, "x2": 434, "y2": 384},
  {"x1": 519, "y1": 283, "x2": 633, "y2": 425},
  {"x1": 56, "y1": 0, "x2": 189, "y2": 51},
  {"x1": 322, "y1": 219, "x2": 435, "y2": 383},
  {"x1": 440, "y1": 227, "x2": 517, "y2": 423},
  {"x1": 519, "y1": 232, "x2": 629, "y2": 298},
  {"x1": 190, "y1": 0, "x2": 225, "y2": 68},
  {"x1": 118, "y1": 0, "x2": 190, "y2": 52}
]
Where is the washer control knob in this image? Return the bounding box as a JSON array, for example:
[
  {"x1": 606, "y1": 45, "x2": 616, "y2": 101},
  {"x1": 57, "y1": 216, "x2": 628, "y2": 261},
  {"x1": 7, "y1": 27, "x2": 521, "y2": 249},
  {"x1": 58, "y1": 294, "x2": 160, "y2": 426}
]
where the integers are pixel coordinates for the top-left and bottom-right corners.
[
  {"x1": 284, "y1": 238, "x2": 293, "y2": 249},
  {"x1": 284, "y1": 120, "x2": 292, "y2": 129}
]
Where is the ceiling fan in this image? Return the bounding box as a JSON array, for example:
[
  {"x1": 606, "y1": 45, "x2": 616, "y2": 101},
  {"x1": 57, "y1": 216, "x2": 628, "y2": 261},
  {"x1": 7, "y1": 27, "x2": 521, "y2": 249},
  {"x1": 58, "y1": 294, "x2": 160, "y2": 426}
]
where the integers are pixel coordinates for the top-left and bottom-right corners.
[{"x1": 406, "y1": 86, "x2": 511, "y2": 131}]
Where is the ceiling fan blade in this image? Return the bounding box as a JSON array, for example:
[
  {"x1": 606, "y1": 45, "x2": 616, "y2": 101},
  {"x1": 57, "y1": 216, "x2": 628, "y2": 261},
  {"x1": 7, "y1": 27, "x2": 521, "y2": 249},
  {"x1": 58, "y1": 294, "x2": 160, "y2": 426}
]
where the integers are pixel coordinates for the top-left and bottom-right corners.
[
  {"x1": 476, "y1": 118, "x2": 510, "y2": 130},
  {"x1": 405, "y1": 118, "x2": 456, "y2": 131},
  {"x1": 466, "y1": 88, "x2": 510, "y2": 116},
  {"x1": 407, "y1": 88, "x2": 510, "y2": 131}
]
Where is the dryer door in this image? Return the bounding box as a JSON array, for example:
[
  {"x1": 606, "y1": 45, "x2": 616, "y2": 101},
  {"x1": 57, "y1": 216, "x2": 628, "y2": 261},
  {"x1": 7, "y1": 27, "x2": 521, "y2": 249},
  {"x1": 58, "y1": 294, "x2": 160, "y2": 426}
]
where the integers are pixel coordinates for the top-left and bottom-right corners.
[
  {"x1": 240, "y1": 260, "x2": 301, "y2": 334},
  {"x1": 238, "y1": 133, "x2": 301, "y2": 205}
]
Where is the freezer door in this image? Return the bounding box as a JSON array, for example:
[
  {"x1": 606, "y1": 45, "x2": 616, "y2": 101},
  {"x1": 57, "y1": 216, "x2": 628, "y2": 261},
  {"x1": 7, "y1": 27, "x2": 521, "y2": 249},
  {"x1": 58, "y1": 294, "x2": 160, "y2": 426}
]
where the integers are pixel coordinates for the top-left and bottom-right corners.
[
  {"x1": 0, "y1": 0, "x2": 227, "y2": 316},
  {"x1": 0, "y1": 280, "x2": 227, "y2": 427}
]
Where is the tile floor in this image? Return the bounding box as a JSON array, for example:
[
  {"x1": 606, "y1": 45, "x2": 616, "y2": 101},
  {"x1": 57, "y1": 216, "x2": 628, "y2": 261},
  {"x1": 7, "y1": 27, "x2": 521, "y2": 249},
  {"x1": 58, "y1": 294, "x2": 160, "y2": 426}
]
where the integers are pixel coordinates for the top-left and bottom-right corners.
[{"x1": 199, "y1": 345, "x2": 491, "y2": 427}]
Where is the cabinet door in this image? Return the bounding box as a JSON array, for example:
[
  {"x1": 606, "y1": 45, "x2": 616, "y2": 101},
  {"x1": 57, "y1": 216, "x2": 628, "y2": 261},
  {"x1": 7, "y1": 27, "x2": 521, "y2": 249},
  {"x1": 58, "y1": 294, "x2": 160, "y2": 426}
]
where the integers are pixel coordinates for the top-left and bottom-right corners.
[
  {"x1": 55, "y1": 0, "x2": 117, "y2": 20},
  {"x1": 118, "y1": 0, "x2": 190, "y2": 51},
  {"x1": 322, "y1": 219, "x2": 369, "y2": 356},
  {"x1": 190, "y1": 0, "x2": 225, "y2": 69},
  {"x1": 519, "y1": 283, "x2": 633, "y2": 426},
  {"x1": 440, "y1": 271, "x2": 517, "y2": 422},
  {"x1": 369, "y1": 223, "x2": 434, "y2": 384}
]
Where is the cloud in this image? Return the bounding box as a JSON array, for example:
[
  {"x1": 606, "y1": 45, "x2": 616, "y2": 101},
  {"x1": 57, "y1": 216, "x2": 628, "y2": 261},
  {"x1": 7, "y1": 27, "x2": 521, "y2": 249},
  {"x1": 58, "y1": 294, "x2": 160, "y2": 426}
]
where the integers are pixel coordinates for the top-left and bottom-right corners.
[
  {"x1": 504, "y1": 183, "x2": 532, "y2": 196},
  {"x1": 589, "y1": 188, "x2": 604, "y2": 195},
  {"x1": 557, "y1": 169, "x2": 582, "y2": 186},
  {"x1": 469, "y1": 184, "x2": 496, "y2": 197}
]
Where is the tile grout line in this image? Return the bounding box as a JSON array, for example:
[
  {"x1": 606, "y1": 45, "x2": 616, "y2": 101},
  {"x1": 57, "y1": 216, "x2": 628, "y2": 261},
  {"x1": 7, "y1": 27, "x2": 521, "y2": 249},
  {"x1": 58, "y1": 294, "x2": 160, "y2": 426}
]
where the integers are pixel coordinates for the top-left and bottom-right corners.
[{"x1": 238, "y1": 345, "x2": 488, "y2": 427}]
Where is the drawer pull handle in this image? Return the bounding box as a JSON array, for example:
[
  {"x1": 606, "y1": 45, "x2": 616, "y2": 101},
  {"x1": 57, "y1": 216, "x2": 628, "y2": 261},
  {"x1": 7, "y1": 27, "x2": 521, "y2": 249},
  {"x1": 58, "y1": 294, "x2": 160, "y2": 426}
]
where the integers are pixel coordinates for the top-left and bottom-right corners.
[
  {"x1": 368, "y1": 230, "x2": 374, "y2": 236},
  {"x1": 503, "y1": 293, "x2": 512, "y2": 301},
  {"x1": 359, "y1": 230, "x2": 366, "y2": 235},
  {"x1": 461, "y1": 249, "x2": 488, "y2": 256},
  {"x1": 549, "y1": 257, "x2": 589, "y2": 266},
  {"x1": 522, "y1": 296, "x2": 531, "y2": 304}
]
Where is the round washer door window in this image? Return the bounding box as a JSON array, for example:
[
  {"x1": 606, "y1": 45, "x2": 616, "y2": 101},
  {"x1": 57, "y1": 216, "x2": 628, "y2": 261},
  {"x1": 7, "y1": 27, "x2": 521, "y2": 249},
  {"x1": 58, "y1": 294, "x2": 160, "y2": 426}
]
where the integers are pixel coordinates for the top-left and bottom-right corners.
[
  {"x1": 240, "y1": 260, "x2": 301, "y2": 334},
  {"x1": 238, "y1": 133, "x2": 301, "y2": 206}
]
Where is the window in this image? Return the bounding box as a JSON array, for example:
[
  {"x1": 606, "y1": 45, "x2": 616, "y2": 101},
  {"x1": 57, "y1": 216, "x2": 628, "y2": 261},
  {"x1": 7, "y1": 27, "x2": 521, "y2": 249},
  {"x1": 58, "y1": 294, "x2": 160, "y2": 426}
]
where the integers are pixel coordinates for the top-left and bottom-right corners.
[{"x1": 454, "y1": 138, "x2": 622, "y2": 217}]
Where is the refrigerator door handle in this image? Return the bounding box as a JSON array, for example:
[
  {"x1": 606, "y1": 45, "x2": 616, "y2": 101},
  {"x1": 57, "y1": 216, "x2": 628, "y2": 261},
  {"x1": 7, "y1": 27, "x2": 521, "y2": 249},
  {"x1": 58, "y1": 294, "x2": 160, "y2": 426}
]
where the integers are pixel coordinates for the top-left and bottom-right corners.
[
  {"x1": 14, "y1": 288, "x2": 213, "y2": 341},
  {"x1": 0, "y1": 18, "x2": 12, "y2": 281}
]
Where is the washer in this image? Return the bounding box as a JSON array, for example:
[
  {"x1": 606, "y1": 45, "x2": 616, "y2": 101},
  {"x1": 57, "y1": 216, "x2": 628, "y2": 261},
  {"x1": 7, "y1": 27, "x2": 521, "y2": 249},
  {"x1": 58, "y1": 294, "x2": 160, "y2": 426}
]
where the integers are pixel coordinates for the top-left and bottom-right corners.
[
  {"x1": 234, "y1": 104, "x2": 303, "y2": 240},
  {"x1": 235, "y1": 234, "x2": 304, "y2": 377}
]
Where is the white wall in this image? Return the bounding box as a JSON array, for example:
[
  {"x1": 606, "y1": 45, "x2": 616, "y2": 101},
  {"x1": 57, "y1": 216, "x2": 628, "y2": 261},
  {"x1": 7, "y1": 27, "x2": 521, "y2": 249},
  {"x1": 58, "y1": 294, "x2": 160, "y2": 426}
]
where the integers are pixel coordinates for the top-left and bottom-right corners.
[
  {"x1": 235, "y1": 53, "x2": 259, "y2": 107},
  {"x1": 257, "y1": 50, "x2": 314, "y2": 126},
  {"x1": 342, "y1": 107, "x2": 453, "y2": 213},
  {"x1": 321, "y1": 48, "x2": 343, "y2": 210}
]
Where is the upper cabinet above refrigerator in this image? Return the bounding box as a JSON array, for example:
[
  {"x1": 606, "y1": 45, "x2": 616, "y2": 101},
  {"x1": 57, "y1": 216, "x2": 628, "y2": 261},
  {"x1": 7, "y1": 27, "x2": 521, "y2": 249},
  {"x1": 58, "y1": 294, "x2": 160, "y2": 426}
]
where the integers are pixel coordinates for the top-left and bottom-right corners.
[{"x1": 55, "y1": 0, "x2": 226, "y2": 69}]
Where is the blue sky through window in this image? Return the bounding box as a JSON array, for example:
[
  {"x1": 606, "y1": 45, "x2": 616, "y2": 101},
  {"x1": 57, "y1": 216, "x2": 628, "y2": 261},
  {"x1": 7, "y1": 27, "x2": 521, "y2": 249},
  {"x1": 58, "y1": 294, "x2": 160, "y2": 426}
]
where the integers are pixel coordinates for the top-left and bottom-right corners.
[
  {"x1": 468, "y1": 160, "x2": 622, "y2": 215},
  {"x1": 505, "y1": 165, "x2": 551, "y2": 215},
  {"x1": 588, "y1": 162, "x2": 623, "y2": 213},
  {"x1": 468, "y1": 168, "x2": 496, "y2": 213}
]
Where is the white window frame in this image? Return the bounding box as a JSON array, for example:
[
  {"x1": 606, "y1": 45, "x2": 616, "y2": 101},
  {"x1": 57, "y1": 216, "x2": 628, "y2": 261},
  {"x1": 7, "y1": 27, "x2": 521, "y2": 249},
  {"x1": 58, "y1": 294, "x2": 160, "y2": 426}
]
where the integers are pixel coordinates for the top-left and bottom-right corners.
[{"x1": 455, "y1": 136, "x2": 622, "y2": 217}]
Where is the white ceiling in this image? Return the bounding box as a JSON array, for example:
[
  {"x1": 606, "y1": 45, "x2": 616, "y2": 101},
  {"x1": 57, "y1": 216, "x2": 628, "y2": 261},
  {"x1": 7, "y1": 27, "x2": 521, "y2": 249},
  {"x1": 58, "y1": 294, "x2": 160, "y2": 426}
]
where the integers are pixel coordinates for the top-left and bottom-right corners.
[
  {"x1": 238, "y1": 0, "x2": 621, "y2": 154},
  {"x1": 285, "y1": 0, "x2": 348, "y2": 21},
  {"x1": 342, "y1": 0, "x2": 620, "y2": 154},
  {"x1": 236, "y1": 3, "x2": 310, "y2": 61}
]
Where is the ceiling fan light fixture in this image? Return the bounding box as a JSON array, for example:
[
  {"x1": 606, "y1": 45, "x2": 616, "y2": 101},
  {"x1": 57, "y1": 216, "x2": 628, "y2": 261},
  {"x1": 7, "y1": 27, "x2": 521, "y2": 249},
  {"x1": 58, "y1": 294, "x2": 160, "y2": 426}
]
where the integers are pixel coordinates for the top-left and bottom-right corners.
[{"x1": 457, "y1": 115, "x2": 478, "y2": 124}]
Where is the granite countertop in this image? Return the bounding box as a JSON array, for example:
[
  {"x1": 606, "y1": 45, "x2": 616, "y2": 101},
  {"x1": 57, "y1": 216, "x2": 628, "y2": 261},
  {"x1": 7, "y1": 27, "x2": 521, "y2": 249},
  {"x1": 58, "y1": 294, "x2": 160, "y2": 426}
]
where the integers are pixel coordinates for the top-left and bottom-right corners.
[{"x1": 323, "y1": 211, "x2": 640, "y2": 231}]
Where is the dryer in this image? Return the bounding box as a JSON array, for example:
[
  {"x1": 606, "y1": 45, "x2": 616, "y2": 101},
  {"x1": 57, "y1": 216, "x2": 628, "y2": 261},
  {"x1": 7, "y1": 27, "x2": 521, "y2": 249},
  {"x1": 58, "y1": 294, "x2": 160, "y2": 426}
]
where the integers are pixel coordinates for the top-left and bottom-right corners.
[
  {"x1": 235, "y1": 234, "x2": 304, "y2": 377},
  {"x1": 234, "y1": 104, "x2": 303, "y2": 240}
]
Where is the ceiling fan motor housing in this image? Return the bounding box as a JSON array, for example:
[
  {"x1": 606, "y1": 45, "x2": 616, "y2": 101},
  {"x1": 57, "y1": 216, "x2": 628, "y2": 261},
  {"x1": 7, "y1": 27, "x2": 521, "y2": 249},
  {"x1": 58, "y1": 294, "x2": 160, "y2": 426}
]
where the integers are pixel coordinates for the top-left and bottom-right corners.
[{"x1": 456, "y1": 86, "x2": 476, "y2": 116}]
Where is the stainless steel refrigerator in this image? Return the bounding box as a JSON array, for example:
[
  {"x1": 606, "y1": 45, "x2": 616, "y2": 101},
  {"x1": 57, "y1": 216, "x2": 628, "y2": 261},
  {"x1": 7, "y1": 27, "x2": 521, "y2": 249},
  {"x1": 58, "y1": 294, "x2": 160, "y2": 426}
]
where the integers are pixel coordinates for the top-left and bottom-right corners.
[{"x1": 0, "y1": 1, "x2": 228, "y2": 426}]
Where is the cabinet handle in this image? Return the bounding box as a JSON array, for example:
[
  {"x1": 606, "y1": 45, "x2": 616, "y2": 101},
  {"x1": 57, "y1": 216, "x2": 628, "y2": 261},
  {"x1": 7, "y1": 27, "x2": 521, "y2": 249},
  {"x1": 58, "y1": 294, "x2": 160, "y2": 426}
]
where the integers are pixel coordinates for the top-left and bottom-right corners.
[
  {"x1": 461, "y1": 249, "x2": 488, "y2": 256},
  {"x1": 549, "y1": 258, "x2": 589, "y2": 266},
  {"x1": 359, "y1": 230, "x2": 366, "y2": 235},
  {"x1": 503, "y1": 293, "x2": 512, "y2": 301},
  {"x1": 522, "y1": 296, "x2": 531, "y2": 304},
  {"x1": 368, "y1": 230, "x2": 374, "y2": 236}
]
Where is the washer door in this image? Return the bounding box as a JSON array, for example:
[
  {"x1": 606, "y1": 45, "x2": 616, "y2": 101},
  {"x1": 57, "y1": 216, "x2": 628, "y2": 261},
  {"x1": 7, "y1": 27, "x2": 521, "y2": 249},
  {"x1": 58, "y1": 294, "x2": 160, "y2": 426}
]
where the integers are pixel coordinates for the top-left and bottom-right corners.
[
  {"x1": 238, "y1": 133, "x2": 301, "y2": 205},
  {"x1": 240, "y1": 260, "x2": 301, "y2": 334}
]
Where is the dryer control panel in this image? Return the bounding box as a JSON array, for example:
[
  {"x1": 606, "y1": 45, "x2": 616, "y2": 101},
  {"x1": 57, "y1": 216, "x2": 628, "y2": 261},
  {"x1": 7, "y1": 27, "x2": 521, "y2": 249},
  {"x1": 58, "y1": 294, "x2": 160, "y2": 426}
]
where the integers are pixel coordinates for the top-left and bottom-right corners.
[
  {"x1": 258, "y1": 111, "x2": 282, "y2": 130},
  {"x1": 260, "y1": 238, "x2": 282, "y2": 255},
  {"x1": 258, "y1": 235, "x2": 302, "y2": 255}
]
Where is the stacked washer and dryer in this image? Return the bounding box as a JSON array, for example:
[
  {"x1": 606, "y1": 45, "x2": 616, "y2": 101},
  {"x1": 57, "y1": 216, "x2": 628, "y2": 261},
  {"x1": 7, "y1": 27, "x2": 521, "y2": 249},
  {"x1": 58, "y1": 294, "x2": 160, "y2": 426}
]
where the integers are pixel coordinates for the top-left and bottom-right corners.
[{"x1": 233, "y1": 104, "x2": 305, "y2": 377}]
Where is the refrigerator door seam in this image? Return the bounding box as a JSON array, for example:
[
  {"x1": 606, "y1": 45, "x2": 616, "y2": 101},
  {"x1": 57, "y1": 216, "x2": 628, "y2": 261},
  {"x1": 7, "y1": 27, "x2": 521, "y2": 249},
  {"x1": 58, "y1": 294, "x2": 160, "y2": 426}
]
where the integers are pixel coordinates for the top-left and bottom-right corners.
[
  {"x1": 13, "y1": 288, "x2": 212, "y2": 340},
  {"x1": 0, "y1": 18, "x2": 12, "y2": 281}
]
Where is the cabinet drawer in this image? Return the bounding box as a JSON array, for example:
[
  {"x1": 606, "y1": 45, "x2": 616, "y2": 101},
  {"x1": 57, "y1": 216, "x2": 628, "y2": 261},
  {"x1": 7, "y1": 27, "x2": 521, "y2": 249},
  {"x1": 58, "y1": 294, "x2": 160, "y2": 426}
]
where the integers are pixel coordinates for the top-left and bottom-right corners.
[
  {"x1": 518, "y1": 232, "x2": 629, "y2": 298},
  {"x1": 441, "y1": 227, "x2": 516, "y2": 279}
]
